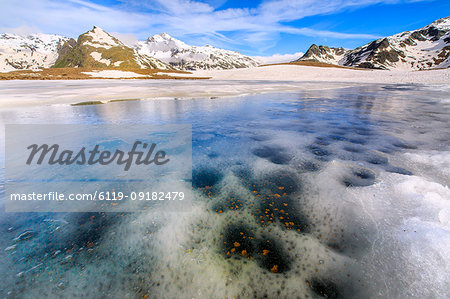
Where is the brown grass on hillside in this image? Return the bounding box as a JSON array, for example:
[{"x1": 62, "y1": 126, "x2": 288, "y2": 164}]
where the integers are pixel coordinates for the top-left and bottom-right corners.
[
  {"x1": 0, "y1": 67, "x2": 210, "y2": 80},
  {"x1": 260, "y1": 61, "x2": 363, "y2": 69}
]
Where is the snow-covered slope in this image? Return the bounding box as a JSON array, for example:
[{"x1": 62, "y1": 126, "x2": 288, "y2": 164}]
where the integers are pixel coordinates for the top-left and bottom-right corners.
[
  {"x1": 3, "y1": 17, "x2": 449, "y2": 73},
  {"x1": 135, "y1": 33, "x2": 258, "y2": 70},
  {"x1": 341, "y1": 17, "x2": 450, "y2": 70},
  {"x1": 0, "y1": 33, "x2": 69, "y2": 72},
  {"x1": 55, "y1": 27, "x2": 172, "y2": 70},
  {"x1": 296, "y1": 17, "x2": 450, "y2": 70}
]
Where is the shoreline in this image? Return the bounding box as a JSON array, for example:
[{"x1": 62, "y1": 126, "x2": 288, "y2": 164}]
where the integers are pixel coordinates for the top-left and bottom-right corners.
[
  {"x1": 192, "y1": 64, "x2": 450, "y2": 84},
  {"x1": 0, "y1": 64, "x2": 448, "y2": 84}
]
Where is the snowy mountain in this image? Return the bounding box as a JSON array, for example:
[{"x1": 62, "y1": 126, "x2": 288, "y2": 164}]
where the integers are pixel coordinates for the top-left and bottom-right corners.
[
  {"x1": 0, "y1": 33, "x2": 69, "y2": 72},
  {"x1": 296, "y1": 17, "x2": 450, "y2": 70},
  {"x1": 135, "y1": 33, "x2": 258, "y2": 70},
  {"x1": 297, "y1": 45, "x2": 347, "y2": 65},
  {"x1": 2, "y1": 17, "x2": 449, "y2": 73},
  {"x1": 54, "y1": 26, "x2": 172, "y2": 70}
]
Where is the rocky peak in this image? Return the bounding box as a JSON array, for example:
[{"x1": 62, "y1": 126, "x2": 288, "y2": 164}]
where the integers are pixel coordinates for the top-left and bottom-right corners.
[
  {"x1": 295, "y1": 16, "x2": 450, "y2": 70},
  {"x1": 429, "y1": 16, "x2": 450, "y2": 30},
  {"x1": 146, "y1": 33, "x2": 189, "y2": 50},
  {"x1": 297, "y1": 44, "x2": 348, "y2": 64},
  {"x1": 135, "y1": 32, "x2": 258, "y2": 70},
  {"x1": 53, "y1": 27, "x2": 171, "y2": 70},
  {"x1": 81, "y1": 26, "x2": 123, "y2": 48}
]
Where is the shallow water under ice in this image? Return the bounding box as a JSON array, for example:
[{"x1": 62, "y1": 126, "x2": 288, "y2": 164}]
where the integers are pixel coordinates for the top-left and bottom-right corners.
[{"x1": 0, "y1": 83, "x2": 449, "y2": 298}]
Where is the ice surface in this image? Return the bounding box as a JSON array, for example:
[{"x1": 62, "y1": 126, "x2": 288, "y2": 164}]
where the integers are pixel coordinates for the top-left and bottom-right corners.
[{"x1": 0, "y1": 83, "x2": 448, "y2": 298}]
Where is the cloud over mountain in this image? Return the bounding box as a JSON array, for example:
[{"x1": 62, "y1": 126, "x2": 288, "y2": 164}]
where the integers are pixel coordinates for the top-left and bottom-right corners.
[{"x1": 0, "y1": 0, "x2": 412, "y2": 55}]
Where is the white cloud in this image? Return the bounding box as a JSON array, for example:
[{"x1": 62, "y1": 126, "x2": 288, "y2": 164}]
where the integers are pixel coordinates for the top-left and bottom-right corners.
[
  {"x1": 0, "y1": 0, "x2": 152, "y2": 38},
  {"x1": 0, "y1": 25, "x2": 43, "y2": 36},
  {"x1": 0, "y1": 0, "x2": 425, "y2": 53},
  {"x1": 284, "y1": 27, "x2": 381, "y2": 39},
  {"x1": 110, "y1": 32, "x2": 139, "y2": 47},
  {"x1": 257, "y1": 0, "x2": 387, "y2": 22},
  {"x1": 252, "y1": 52, "x2": 305, "y2": 64}
]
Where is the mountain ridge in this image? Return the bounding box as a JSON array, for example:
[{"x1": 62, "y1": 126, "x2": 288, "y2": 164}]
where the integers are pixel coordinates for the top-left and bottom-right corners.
[
  {"x1": 295, "y1": 16, "x2": 450, "y2": 70},
  {"x1": 53, "y1": 26, "x2": 171, "y2": 70},
  {"x1": 1, "y1": 17, "x2": 449, "y2": 72},
  {"x1": 134, "y1": 32, "x2": 258, "y2": 70},
  {"x1": 0, "y1": 33, "x2": 69, "y2": 72}
]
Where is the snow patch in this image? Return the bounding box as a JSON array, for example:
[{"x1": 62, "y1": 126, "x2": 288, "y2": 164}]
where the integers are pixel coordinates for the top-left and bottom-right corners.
[
  {"x1": 90, "y1": 52, "x2": 111, "y2": 66},
  {"x1": 82, "y1": 70, "x2": 146, "y2": 78}
]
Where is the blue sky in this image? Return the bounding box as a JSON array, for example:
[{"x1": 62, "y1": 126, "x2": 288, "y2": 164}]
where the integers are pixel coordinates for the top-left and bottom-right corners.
[{"x1": 0, "y1": 0, "x2": 449, "y2": 56}]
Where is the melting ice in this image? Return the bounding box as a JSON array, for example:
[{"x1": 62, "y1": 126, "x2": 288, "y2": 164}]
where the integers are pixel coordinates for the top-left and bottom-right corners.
[{"x1": 0, "y1": 83, "x2": 449, "y2": 298}]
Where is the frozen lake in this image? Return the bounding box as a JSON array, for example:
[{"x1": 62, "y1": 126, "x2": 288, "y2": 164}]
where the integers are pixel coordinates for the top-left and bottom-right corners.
[{"x1": 0, "y1": 82, "x2": 449, "y2": 298}]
